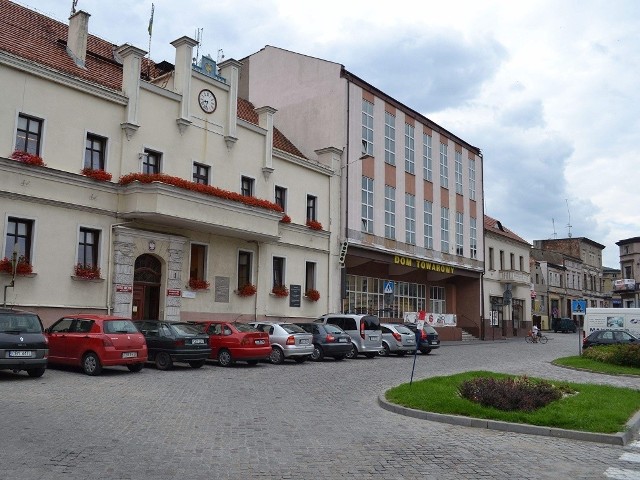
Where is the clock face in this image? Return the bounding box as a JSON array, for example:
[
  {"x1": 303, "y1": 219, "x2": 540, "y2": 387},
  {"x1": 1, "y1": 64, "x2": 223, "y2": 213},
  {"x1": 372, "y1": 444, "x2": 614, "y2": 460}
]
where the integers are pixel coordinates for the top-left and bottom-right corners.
[{"x1": 198, "y1": 89, "x2": 217, "y2": 113}]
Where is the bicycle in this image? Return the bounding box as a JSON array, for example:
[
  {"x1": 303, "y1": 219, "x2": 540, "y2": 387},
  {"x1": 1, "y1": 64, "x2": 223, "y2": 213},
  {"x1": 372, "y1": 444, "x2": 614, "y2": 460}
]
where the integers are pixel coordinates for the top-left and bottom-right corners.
[{"x1": 525, "y1": 332, "x2": 548, "y2": 344}]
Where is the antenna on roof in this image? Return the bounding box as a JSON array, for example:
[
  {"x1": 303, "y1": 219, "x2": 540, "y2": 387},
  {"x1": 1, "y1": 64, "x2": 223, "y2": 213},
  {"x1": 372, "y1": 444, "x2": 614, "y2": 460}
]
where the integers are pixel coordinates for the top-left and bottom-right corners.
[
  {"x1": 194, "y1": 28, "x2": 203, "y2": 64},
  {"x1": 566, "y1": 199, "x2": 572, "y2": 238},
  {"x1": 71, "y1": 0, "x2": 78, "y2": 16},
  {"x1": 552, "y1": 218, "x2": 557, "y2": 239}
]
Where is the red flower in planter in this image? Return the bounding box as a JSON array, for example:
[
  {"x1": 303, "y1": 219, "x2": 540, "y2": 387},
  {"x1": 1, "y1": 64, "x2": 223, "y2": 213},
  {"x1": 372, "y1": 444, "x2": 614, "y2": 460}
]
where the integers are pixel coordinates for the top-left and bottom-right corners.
[
  {"x1": 280, "y1": 214, "x2": 291, "y2": 224},
  {"x1": 81, "y1": 167, "x2": 112, "y2": 181},
  {"x1": 236, "y1": 283, "x2": 257, "y2": 297},
  {"x1": 0, "y1": 256, "x2": 33, "y2": 275},
  {"x1": 271, "y1": 284, "x2": 289, "y2": 297},
  {"x1": 188, "y1": 278, "x2": 210, "y2": 290},
  {"x1": 74, "y1": 263, "x2": 101, "y2": 280},
  {"x1": 305, "y1": 289, "x2": 320, "y2": 302},
  {"x1": 306, "y1": 219, "x2": 323, "y2": 231},
  {"x1": 11, "y1": 150, "x2": 46, "y2": 166},
  {"x1": 119, "y1": 173, "x2": 284, "y2": 213}
]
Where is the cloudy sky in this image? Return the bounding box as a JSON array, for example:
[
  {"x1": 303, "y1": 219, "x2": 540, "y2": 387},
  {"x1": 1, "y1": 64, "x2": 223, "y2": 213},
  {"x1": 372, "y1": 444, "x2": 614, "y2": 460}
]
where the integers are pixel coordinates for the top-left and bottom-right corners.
[{"x1": 22, "y1": 0, "x2": 640, "y2": 267}]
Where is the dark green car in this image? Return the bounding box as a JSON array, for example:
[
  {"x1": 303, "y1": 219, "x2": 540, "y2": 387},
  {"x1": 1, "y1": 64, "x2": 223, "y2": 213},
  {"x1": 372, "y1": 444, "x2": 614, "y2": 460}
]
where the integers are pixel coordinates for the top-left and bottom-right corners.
[{"x1": 552, "y1": 317, "x2": 576, "y2": 333}]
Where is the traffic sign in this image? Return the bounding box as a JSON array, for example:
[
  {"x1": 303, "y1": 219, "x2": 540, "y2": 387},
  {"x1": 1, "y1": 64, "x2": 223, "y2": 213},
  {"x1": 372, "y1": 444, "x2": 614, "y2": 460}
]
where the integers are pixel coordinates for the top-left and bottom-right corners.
[
  {"x1": 383, "y1": 281, "x2": 394, "y2": 294},
  {"x1": 571, "y1": 299, "x2": 586, "y2": 315}
]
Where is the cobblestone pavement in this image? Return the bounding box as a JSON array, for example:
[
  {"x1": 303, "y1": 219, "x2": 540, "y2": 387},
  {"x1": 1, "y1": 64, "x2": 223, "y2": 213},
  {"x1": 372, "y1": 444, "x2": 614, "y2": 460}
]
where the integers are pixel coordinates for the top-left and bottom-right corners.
[{"x1": 2, "y1": 332, "x2": 639, "y2": 480}]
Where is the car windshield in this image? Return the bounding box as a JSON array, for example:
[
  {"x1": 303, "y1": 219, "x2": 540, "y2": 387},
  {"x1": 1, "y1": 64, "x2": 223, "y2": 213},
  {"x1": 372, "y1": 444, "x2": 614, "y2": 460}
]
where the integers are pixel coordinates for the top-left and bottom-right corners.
[
  {"x1": 424, "y1": 326, "x2": 437, "y2": 334},
  {"x1": 281, "y1": 323, "x2": 306, "y2": 334},
  {"x1": 324, "y1": 324, "x2": 345, "y2": 334},
  {"x1": 0, "y1": 313, "x2": 42, "y2": 333},
  {"x1": 104, "y1": 319, "x2": 138, "y2": 334},
  {"x1": 171, "y1": 323, "x2": 203, "y2": 336},
  {"x1": 235, "y1": 323, "x2": 258, "y2": 333}
]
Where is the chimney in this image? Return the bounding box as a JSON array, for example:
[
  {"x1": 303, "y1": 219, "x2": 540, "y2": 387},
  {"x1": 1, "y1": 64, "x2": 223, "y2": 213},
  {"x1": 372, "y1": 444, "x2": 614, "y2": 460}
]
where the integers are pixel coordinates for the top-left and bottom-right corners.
[
  {"x1": 255, "y1": 106, "x2": 277, "y2": 173},
  {"x1": 67, "y1": 10, "x2": 90, "y2": 68},
  {"x1": 219, "y1": 59, "x2": 242, "y2": 146},
  {"x1": 170, "y1": 36, "x2": 199, "y2": 126}
]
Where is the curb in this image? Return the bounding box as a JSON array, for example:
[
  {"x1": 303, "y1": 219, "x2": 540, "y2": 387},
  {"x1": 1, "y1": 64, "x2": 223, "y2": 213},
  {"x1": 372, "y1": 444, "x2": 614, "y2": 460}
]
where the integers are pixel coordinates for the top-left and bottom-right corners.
[{"x1": 378, "y1": 394, "x2": 640, "y2": 446}]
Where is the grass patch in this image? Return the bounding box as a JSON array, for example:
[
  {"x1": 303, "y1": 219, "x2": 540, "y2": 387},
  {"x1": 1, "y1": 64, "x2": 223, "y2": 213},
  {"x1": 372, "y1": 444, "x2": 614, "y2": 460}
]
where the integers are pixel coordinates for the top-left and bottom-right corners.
[
  {"x1": 385, "y1": 370, "x2": 640, "y2": 433},
  {"x1": 553, "y1": 356, "x2": 640, "y2": 376}
]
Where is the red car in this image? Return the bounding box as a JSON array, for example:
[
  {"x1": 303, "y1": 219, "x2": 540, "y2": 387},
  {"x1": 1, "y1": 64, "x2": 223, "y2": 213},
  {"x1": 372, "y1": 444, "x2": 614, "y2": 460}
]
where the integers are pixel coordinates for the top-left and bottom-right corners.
[
  {"x1": 192, "y1": 321, "x2": 271, "y2": 366},
  {"x1": 46, "y1": 314, "x2": 147, "y2": 375}
]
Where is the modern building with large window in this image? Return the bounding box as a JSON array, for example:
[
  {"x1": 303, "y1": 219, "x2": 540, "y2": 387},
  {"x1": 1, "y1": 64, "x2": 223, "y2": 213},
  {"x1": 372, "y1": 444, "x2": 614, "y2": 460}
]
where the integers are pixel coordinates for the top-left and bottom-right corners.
[
  {"x1": 0, "y1": 3, "x2": 338, "y2": 325},
  {"x1": 240, "y1": 46, "x2": 484, "y2": 339}
]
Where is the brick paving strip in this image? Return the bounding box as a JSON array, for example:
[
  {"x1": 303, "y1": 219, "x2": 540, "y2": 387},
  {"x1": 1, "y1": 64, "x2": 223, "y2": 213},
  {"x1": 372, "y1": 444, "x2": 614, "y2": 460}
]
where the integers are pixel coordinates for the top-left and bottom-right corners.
[{"x1": 378, "y1": 393, "x2": 640, "y2": 446}]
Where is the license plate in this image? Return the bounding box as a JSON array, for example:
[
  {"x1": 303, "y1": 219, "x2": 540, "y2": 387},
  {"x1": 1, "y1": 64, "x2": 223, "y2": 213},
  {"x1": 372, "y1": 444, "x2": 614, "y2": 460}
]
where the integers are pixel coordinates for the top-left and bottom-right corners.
[
  {"x1": 192, "y1": 339, "x2": 206, "y2": 344},
  {"x1": 369, "y1": 336, "x2": 378, "y2": 340},
  {"x1": 431, "y1": 341, "x2": 438, "y2": 345},
  {"x1": 255, "y1": 339, "x2": 265, "y2": 345},
  {"x1": 407, "y1": 339, "x2": 415, "y2": 344},
  {"x1": 122, "y1": 352, "x2": 137, "y2": 358},
  {"x1": 8, "y1": 351, "x2": 33, "y2": 357},
  {"x1": 299, "y1": 339, "x2": 309, "y2": 345},
  {"x1": 338, "y1": 338, "x2": 348, "y2": 343}
]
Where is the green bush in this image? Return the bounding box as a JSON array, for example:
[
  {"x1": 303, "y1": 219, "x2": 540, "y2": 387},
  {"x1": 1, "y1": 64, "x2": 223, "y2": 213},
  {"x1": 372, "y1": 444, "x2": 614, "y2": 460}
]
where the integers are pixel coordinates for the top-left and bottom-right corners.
[
  {"x1": 458, "y1": 376, "x2": 565, "y2": 412},
  {"x1": 583, "y1": 344, "x2": 640, "y2": 367}
]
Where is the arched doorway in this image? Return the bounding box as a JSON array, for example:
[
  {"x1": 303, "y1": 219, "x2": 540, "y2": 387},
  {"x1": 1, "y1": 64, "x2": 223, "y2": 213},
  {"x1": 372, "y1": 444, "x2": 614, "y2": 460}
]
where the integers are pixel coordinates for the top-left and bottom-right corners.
[{"x1": 132, "y1": 254, "x2": 161, "y2": 320}]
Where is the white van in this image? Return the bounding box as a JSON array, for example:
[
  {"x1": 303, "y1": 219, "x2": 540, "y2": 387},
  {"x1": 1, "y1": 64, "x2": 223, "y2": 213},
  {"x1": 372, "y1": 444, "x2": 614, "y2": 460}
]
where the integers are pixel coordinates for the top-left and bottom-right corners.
[
  {"x1": 314, "y1": 314, "x2": 382, "y2": 359},
  {"x1": 583, "y1": 308, "x2": 640, "y2": 338}
]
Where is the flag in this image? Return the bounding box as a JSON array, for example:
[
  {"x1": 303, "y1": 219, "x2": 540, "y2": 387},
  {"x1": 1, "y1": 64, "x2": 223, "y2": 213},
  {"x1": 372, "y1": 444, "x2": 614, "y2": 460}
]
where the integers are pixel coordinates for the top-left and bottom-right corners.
[{"x1": 148, "y1": 4, "x2": 154, "y2": 36}]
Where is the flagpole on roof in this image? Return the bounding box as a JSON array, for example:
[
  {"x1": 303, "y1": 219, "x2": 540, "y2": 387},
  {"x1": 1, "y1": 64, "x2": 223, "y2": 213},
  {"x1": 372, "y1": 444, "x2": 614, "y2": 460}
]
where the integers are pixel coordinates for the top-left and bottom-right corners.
[{"x1": 147, "y1": 3, "x2": 154, "y2": 78}]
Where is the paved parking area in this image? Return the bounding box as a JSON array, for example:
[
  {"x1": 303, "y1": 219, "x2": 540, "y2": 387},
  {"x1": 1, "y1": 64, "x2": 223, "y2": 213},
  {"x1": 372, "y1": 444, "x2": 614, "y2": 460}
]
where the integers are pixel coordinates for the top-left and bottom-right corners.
[{"x1": 1, "y1": 332, "x2": 639, "y2": 480}]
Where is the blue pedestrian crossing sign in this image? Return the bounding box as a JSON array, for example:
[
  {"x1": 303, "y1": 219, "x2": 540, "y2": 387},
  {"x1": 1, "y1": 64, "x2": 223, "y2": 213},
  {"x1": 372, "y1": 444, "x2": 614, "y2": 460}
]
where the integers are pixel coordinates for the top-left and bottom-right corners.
[
  {"x1": 383, "y1": 281, "x2": 394, "y2": 294},
  {"x1": 571, "y1": 299, "x2": 586, "y2": 315}
]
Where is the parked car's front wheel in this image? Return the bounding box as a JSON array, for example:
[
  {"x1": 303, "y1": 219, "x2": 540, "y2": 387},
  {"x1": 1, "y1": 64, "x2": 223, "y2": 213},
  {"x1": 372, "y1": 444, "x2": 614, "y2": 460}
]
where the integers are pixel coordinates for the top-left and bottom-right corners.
[
  {"x1": 345, "y1": 344, "x2": 358, "y2": 359},
  {"x1": 27, "y1": 367, "x2": 46, "y2": 378},
  {"x1": 311, "y1": 344, "x2": 324, "y2": 361},
  {"x1": 127, "y1": 363, "x2": 144, "y2": 373},
  {"x1": 218, "y1": 349, "x2": 233, "y2": 367},
  {"x1": 269, "y1": 347, "x2": 285, "y2": 364},
  {"x1": 155, "y1": 352, "x2": 173, "y2": 370},
  {"x1": 82, "y1": 352, "x2": 102, "y2": 376}
]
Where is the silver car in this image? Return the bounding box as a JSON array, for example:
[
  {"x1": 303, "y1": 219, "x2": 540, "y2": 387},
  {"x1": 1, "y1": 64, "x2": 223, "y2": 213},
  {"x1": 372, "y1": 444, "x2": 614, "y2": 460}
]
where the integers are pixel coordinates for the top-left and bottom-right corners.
[
  {"x1": 380, "y1": 323, "x2": 416, "y2": 356},
  {"x1": 249, "y1": 322, "x2": 314, "y2": 364},
  {"x1": 314, "y1": 314, "x2": 382, "y2": 359}
]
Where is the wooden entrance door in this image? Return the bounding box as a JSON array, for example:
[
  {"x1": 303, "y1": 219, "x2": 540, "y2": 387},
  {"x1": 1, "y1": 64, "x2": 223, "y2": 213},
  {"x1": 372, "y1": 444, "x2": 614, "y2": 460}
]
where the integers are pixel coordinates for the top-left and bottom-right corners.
[{"x1": 133, "y1": 254, "x2": 162, "y2": 320}]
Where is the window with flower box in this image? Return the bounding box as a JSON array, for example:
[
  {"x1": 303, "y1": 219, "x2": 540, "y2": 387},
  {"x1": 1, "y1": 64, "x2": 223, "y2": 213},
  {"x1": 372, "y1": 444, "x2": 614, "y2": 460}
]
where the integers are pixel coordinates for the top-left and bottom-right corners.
[
  {"x1": 5, "y1": 217, "x2": 33, "y2": 262},
  {"x1": 275, "y1": 185, "x2": 287, "y2": 211},
  {"x1": 15, "y1": 114, "x2": 43, "y2": 156},
  {"x1": 273, "y1": 256, "x2": 286, "y2": 289},
  {"x1": 84, "y1": 133, "x2": 107, "y2": 170},
  {"x1": 241, "y1": 176, "x2": 255, "y2": 197},
  {"x1": 305, "y1": 261, "x2": 316, "y2": 292},
  {"x1": 237, "y1": 250, "x2": 253, "y2": 289},
  {"x1": 190, "y1": 244, "x2": 207, "y2": 286},
  {"x1": 142, "y1": 149, "x2": 161, "y2": 174},
  {"x1": 193, "y1": 162, "x2": 209, "y2": 185},
  {"x1": 306, "y1": 195, "x2": 317, "y2": 222},
  {"x1": 77, "y1": 227, "x2": 100, "y2": 275}
]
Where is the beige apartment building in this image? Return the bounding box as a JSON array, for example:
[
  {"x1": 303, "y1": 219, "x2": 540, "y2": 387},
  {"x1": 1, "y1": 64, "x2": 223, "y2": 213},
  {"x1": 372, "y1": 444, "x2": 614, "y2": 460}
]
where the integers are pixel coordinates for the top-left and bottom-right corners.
[
  {"x1": 0, "y1": 2, "x2": 338, "y2": 326},
  {"x1": 240, "y1": 46, "x2": 484, "y2": 340},
  {"x1": 483, "y1": 216, "x2": 531, "y2": 339}
]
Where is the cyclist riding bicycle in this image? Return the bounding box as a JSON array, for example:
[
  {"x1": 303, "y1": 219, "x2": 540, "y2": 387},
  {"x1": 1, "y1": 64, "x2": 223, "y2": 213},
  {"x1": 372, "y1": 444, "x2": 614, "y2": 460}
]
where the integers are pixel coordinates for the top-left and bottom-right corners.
[{"x1": 531, "y1": 325, "x2": 540, "y2": 343}]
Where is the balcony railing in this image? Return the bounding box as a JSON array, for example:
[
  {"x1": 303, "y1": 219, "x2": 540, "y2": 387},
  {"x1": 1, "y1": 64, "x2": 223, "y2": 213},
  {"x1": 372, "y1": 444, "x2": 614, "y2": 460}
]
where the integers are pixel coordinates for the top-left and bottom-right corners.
[{"x1": 499, "y1": 269, "x2": 530, "y2": 285}]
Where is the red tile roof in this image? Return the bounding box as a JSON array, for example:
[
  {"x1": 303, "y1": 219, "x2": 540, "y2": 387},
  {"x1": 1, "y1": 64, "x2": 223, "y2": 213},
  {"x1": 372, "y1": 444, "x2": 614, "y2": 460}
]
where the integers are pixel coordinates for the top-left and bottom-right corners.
[
  {"x1": 484, "y1": 215, "x2": 531, "y2": 246},
  {"x1": 1, "y1": 0, "x2": 306, "y2": 159}
]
